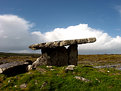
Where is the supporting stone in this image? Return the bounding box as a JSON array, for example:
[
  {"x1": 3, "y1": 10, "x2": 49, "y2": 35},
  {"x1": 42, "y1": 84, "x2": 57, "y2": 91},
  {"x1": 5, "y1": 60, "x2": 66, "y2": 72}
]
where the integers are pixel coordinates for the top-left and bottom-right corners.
[
  {"x1": 32, "y1": 53, "x2": 49, "y2": 68},
  {"x1": 41, "y1": 47, "x2": 68, "y2": 66},
  {"x1": 68, "y1": 44, "x2": 78, "y2": 65}
]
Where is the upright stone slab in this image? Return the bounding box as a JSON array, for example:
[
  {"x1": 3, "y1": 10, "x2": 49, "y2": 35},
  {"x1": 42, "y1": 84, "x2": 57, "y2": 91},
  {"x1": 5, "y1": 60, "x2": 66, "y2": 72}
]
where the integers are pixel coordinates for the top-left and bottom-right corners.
[
  {"x1": 68, "y1": 44, "x2": 78, "y2": 65},
  {"x1": 41, "y1": 46, "x2": 68, "y2": 66}
]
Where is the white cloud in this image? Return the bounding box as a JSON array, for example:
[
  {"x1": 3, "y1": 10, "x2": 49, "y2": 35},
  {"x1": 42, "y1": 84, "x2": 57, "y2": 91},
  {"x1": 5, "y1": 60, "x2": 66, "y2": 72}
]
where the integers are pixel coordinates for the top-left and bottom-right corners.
[
  {"x1": 0, "y1": 14, "x2": 37, "y2": 52},
  {"x1": 0, "y1": 14, "x2": 121, "y2": 54},
  {"x1": 32, "y1": 24, "x2": 121, "y2": 54}
]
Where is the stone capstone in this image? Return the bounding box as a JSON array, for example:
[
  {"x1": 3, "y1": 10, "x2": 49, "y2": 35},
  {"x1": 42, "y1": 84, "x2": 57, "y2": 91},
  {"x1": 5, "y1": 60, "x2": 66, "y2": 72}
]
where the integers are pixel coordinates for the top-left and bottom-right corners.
[{"x1": 29, "y1": 38, "x2": 96, "y2": 50}]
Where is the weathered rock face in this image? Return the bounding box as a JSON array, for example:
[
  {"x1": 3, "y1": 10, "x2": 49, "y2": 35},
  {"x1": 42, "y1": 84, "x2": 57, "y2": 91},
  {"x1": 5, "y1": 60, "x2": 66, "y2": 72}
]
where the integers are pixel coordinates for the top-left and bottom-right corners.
[
  {"x1": 41, "y1": 47, "x2": 68, "y2": 66},
  {"x1": 32, "y1": 54, "x2": 49, "y2": 68},
  {"x1": 68, "y1": 44, "x2": 78, "y2": 65},
  {"x1": 0, "y1": 61, "x2": 31, "y2": 76},
  {"x1": 32, "y1": 45, "x2": 78, "y2": 67},
  {"x1": 29, "y1": 38, "x2": 96, "y2": 50}
]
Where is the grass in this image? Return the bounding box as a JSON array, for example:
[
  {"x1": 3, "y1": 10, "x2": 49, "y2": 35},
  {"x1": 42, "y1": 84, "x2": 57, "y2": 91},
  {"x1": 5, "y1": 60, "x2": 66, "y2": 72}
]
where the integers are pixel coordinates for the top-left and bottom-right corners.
[
  {"x1": 0, "y1": 66, "x2": 121, "y2": 91},
  {"x1": 0, "y1": 53, "x2": 121, "y2": 90}
]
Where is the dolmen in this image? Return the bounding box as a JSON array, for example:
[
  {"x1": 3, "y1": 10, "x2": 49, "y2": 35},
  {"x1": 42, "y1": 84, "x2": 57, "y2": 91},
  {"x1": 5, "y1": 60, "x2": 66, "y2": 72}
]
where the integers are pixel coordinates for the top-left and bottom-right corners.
[{"x1": 29, "y1": 37, "x2": 96, "y2": 67}]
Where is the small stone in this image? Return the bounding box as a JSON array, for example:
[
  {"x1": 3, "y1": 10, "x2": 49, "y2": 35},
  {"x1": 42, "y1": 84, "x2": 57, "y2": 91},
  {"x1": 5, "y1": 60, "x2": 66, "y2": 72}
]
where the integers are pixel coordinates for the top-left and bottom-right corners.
[
  {"x1": 75, "y1": 76, "x2": 90, "y2": 82},
  {"x1": 65, "y1": 65, "x2": 75, "y2": 72},
  {"x1": 50, "y1": 69, "x2": 55, "y2": 71},
  {"x1": 46, "y1": 66, "x2": 53, "y2": 69},
  {"x1": 27, "y1": 65, "x2": 33, "y2": 71},
  {"x1": 20, "y1": 83, "x2": 27, "y2": 89}
]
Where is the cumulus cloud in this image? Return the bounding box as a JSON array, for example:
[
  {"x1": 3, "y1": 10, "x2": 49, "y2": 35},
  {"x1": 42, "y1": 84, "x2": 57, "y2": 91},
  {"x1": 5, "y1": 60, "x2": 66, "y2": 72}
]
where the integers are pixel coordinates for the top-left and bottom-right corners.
[
  {"x1": 0, "y1": 14, "x2": 38, "y2": 53},
  {"x1": 0, "y1": 14, "x2": 121, "y2": 54},
  {"x1": 32, "y1": 24, "x2": 121, "y2": 54}
]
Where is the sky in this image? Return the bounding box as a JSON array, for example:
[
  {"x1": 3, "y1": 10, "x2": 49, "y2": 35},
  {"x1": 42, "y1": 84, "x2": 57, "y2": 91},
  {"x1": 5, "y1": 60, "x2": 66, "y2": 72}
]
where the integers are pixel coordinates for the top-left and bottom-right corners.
[{"x1": 0, "y1": 0, "x2": 121, "y2": 54}]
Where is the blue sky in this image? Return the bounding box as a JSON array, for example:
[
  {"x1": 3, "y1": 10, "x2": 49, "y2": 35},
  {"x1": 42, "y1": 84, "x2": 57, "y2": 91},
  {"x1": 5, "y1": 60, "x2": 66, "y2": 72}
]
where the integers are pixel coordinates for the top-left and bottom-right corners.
[
  {"x1": 0, "y1": 0, "x2": 121, "y2": 36},
  {"x1": 0, "y1": 0, "x2": 121, "y2": 54}
]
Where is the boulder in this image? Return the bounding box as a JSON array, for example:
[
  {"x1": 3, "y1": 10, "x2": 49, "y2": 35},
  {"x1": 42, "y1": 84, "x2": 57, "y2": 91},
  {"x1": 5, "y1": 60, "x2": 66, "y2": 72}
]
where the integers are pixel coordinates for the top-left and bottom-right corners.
[
  {"x1": 0, "y1": 61, "x2": 31, "y2": 76},
  {"x1": 32, "y1": 54, "x2": 49, "y2": 68}
]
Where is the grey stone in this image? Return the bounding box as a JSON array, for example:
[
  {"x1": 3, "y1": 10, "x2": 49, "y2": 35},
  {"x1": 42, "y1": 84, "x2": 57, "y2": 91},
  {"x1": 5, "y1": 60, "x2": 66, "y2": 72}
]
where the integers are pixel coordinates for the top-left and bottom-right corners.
[
  {"x1": 29, "y1": 38, "x2": 96, "y2": 50},
  {"x1": 32, "y1": 54, "x2": 49, "y2": 68},
  {"x1": 68, "y1": 44, "x2": 78, "y2": 65},
  {"x1": 41, "y1": 47, "x2": 68, "y2": 66},
  {"x1": 20, "y1": 83, "x2": 27, "y2": 89},
  {"x1": 75, "y1": 76, "x2": 90, "y2": 82},
  {"x1": 0, "y1": 61, "x2": 30, "y2": 76},
  {"x1": 27, "y1": 65, "x2": 33, "y2": 71},
  {"x1": 46, "y1": 66, "x2": 53, "y2": 69},
  {"x1": 65, "y1": 65, "x2": 75, "y2": 72}
]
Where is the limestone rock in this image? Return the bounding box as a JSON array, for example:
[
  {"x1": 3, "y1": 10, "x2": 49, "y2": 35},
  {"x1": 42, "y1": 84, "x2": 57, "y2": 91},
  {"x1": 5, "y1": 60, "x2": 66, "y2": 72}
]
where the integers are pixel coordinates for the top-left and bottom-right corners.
[
  {"x1": 32, "y1": 54, "x2": 49, "y2": 68},
  {"x1": 42, "y1": 47, "x2": 68, "y2": 66},
  {"x1": 74, "y1": 76, "x2": 90, "y2": 82},
  {"x1": 20, "y1": 83, "x2": 27, "y2": 89},
  {"x1": 46, "y1": 66, "x2": 53, "y2": 69},
  {"x1": 68, "y1": 44, "x2": 78, "y2": 65},
  {"x1": 27, "y1": 65, "x2": 33, "y2": 71},
  {"x1": 29, "y1": 37, "x2": 96, "y2": 50},
  {"x1": 65, "y1": 65, "x2": 75, "y2": 72},
  {"x1": 0, "y1": 61, "x2": 31, "y2": 76}
]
